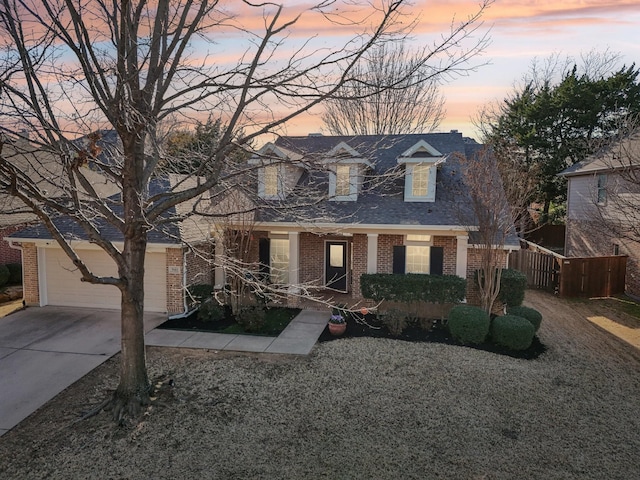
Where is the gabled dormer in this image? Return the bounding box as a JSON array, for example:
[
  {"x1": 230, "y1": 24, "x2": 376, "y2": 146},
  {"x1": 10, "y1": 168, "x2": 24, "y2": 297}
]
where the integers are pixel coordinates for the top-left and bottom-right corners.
[
  {"x1": 397, "y1": 140, "x2": 445, "y2": 202},
  {"x1": 249, "y1": 143, "x2": 304, "y2": 200},
  {"x1": 324, "y1": 142, "x2": 373, "y2": 201}
]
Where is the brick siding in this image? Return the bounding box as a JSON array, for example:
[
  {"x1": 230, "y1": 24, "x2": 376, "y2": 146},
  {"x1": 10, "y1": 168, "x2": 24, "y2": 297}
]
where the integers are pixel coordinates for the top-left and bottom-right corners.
[
  {"x1": 21, "y1": 242, "x2": 39, "y2": 305},
  {"x1": 0, "y1": 225, "x2": 27, "y2": 265},
  {"x1": 165, "y1": 247, "x2": 184, "y2": 314}
]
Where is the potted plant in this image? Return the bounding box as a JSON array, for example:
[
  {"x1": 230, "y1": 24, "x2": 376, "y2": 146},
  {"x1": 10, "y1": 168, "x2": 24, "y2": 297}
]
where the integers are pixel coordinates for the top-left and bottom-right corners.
[{"x1": 328, "y1": 311, "x2": 347, "y2": 336}]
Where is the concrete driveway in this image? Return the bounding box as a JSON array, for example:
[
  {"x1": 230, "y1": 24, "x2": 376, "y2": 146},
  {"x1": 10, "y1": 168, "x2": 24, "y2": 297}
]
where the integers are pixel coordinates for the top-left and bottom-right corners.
[{"x1": 0, "y1": 306, "x2": 165, "y2": 436}]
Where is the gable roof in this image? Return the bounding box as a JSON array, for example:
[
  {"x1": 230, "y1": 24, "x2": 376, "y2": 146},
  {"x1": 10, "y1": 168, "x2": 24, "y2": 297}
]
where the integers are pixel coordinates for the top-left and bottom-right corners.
[
  {"x1": 560, "y1": 131, "x2": 640, "y2": 177},
  {"x1": 253, "y1": 132, "x2": 474, "y2": 228}
]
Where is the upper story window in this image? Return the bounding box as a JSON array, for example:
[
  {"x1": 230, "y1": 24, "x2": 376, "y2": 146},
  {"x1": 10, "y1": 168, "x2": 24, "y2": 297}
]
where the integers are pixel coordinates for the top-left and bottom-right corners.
[
  {"x1": 596, "y1": 173, "x2": 607, "y2": 204},
  {"x1": 397, "y1": 140, "x2": 444, "y2": 203},
  {"x1": 264, "y1": 165, "x2": 279, "y2": 197},
  {"x1": 335, "y1": 165, "x2": 351, "y2": 197},
  {"x1": 411, "y1": 164, "x2": 429, "y2": 197}
]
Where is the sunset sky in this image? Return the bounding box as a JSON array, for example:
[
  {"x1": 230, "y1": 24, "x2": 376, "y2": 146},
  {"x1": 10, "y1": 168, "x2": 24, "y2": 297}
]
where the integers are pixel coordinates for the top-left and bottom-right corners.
[{"x1": 273, "y1": 0, "x2": 640, "y2": 141}]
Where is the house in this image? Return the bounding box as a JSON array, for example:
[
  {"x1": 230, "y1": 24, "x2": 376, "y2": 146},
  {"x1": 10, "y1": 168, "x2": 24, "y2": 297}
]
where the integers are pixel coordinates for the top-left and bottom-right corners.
[
  {"x1": 6, "y1": 175, "x2": 212, "y2": 314},
  {"x1": 5, "y1": 130, "x2": 518, "y2": 314},
  {"x1": 0, "y1": 132, "x2": 120, "y2": 265},
  {"x1": 216, "y1": 132, "x2": 519, "y2": 306},
  {"x1": 560, "y1": 132, "x2": 640, "y2": 298}
]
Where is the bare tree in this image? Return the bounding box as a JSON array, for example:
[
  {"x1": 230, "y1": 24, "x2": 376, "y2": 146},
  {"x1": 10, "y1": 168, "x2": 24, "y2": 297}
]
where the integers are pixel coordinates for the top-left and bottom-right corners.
[
  {"x1": 322, "y1": 3, "x2": 492, "y2": 135},
  {"x1": 0, "y1": 0, "x2": 490, "y2": 422},
  {"x1": 456, "y1": 147, "x2": 516, "y2": 314}
]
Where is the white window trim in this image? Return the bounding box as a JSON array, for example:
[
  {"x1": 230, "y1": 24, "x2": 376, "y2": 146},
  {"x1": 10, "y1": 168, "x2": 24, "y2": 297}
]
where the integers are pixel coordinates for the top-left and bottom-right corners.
[
  {"x1": 596, "y1": 173, "x2": 607, "y2": 205},
  {"x1": 404, "y1": 163, "x2": 436, "y2": 202}
]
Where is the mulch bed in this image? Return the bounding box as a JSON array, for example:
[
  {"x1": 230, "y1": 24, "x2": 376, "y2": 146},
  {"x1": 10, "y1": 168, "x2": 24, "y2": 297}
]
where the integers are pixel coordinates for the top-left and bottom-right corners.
[{"x1": 318, "y1": 315, "x2": 547, "y2": 360}]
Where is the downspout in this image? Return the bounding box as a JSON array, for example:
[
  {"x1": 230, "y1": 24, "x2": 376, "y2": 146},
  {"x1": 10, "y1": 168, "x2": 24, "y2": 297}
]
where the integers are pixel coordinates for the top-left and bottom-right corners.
[{"x1": 167, "y1": 247, "x2": 196, "y2": 319}]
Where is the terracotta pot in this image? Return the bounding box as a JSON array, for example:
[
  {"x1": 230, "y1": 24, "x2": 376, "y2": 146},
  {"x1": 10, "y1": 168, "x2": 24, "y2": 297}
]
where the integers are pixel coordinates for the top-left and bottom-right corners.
[{"x1": 328, "y1": 322, "x2": 346, "y2": 336}]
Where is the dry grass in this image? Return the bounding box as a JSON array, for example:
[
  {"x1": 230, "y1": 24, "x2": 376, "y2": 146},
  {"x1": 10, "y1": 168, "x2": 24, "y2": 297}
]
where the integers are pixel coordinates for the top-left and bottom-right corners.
[{"x1": 0, "y1": 290, "x2": 639, "y2": 479}]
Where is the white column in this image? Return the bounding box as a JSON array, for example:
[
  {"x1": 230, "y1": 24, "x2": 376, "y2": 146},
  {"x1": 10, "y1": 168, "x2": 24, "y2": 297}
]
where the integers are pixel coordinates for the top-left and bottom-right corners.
[
  {"x1": 214, "y1": 231, "x2": 225, "y2": 289},
  {"x1": 456, "y1": 235, "x2": 468, "y2": 279},
  {"x1": 367, "y1": 233, "x2": 378, "y2": 274},
  {"x1": 288, "y1": 231, "x2": 299, "y2": 286}
]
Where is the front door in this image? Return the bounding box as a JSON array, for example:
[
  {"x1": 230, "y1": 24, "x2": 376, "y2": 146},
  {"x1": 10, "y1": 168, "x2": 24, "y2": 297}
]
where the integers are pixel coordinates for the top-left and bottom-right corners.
[{"x1": 325, "y1": 241, "x2": 348, "y2": 291}]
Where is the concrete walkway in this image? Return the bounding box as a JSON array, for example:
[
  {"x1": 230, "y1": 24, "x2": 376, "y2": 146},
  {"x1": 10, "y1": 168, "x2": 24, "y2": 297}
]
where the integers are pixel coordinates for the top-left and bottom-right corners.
[
  {"x1": 0, "y1": 306, "x2": 328, "y2": 437},
  {"x1": 145, "y1": 309, "x2": 328, "y2": 355}
]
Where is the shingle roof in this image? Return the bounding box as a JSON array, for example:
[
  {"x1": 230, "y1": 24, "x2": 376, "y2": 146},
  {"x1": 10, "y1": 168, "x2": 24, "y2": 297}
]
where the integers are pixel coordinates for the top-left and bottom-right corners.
[
  {"x1": 255, "y1": 133, "x2": 474, "y2": 227},
  {"x1": 10, "y1": 177, "x2": 181, "y2": 245}
]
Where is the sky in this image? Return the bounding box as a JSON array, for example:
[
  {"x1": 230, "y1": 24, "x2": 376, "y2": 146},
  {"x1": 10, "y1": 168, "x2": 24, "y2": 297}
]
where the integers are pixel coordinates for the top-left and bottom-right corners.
[{"x1": 273, "y1": 0, "x2": 640, "y2": 141}]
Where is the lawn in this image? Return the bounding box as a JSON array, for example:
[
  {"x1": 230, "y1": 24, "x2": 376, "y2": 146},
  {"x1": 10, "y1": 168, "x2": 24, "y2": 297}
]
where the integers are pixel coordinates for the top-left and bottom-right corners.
[{"x1": 0, "y1": 290, "x2": 638, "y2": 479}]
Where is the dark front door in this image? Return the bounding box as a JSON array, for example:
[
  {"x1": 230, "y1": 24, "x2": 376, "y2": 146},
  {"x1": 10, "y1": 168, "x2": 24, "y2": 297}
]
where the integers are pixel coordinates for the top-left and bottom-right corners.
[{"x1": 325, "y1": 241, "x2": 348, "y2": 292}]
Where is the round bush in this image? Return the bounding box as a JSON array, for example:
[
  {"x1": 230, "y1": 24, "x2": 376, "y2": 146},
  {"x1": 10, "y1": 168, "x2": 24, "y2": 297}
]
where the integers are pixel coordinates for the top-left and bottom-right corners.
[
  {"x1": 506, "y1": 305, "x2": 542, "y2": 332},
  {"x1": 6, "y1": 263, "x2": 22, "y2": 284},
  {"x1": 490, "y1": 315, "x2": 535, "y2": 351},
  {"x1": 499, "y1": 269, "x2": 527, "y2": 307},
  {"x1": 447, "y1": 304, "x2": 490, "y2": 345},
  {"x1": 0, "y1": 264, "x2": 10, "y2": 288}
]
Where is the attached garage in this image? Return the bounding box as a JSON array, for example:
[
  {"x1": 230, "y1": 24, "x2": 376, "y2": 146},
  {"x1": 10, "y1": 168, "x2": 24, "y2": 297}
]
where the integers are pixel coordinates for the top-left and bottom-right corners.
[{"x1": 41, "y1": 247, "x2": 168, "y2": 312}]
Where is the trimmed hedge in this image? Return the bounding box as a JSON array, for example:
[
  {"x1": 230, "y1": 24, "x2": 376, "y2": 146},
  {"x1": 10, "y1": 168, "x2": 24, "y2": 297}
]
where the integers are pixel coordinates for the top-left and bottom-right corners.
[
  {"x1": 0, "y1": 265, "x2": 9, "y2": 288},
  {"x1": 498, "y1": 269, "x2": 527, "y2": 307},
  {"x1": 361, "y1": 273, "x2": 466, "y2": 304},
  {"x1": 188, "y1": 283, "x2": 214, "y2": 302},
  {"x1": 490, "y1": 315, "x2": 535, "y2": 351},
  {"x1": 6, "y1": 263, "x2": 22, "y2": 284},
  {"x1": 447, "y1": 304, "x2": 490, "y2": 345},
  {"x1": 506, "y1": 305, "x2": 542, "y2": 332}
]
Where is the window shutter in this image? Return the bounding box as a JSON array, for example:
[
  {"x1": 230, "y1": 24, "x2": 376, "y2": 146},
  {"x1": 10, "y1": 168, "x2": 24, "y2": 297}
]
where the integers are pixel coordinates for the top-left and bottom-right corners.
[
  {"x1": 259, "y1": 238, "x2": 270, "y2": 278},
  {"x1": 430, "y1": 246, "x2": 444, "y2": 275},
  {"x1": 392, "y1": 246, "x2": 406, "y2": 274}
]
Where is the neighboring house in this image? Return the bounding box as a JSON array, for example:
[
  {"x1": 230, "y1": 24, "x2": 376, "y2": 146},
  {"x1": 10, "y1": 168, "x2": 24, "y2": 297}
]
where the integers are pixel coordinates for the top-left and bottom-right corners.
[
  {"x1": 220, "y1": 132, "x2": 519, "y2": 305},
  {"x1": 7, "y1": 175, "x2": 212, "y2": 314},
  {"x1": 560, "y1": 132, "x2": 640, "y2": 298},
  {"x1": 0, "y1": 133, "x2": 120, "y2": 265}
]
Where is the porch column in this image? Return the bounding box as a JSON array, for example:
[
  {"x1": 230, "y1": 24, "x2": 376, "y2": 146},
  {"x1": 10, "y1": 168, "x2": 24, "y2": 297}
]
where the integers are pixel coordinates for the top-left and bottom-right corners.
[
  {"x1": 288, "y1": 231, "x2": 299, "y2": 286},
  {"x1": 214, "y1": 230, "x2": 225, "y2": 289},
  {"x1": 456, "y1": 235, "x2": 468, "y2": 278},
  {"x1": 367, "y1": 233, "x2": 378, "y2": 274}
]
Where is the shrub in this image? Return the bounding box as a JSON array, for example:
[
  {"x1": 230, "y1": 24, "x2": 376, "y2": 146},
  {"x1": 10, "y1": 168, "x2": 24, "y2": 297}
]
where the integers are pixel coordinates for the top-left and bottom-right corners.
[
  {"x1": 378, "y1": 309, "x2": 408, "y2": 336},
  {"x1": 506, "y1": 306, "x2": 542, "y2": 332},
  {"x1": 188, "y1": 283, "x2": 214, "y2": 302},
  {"x1": 447, "y1": 304, "x2": 490, "y2": 345},
  {"x1": 197, "y1": 300, "x2": 226, "y2": 323},
  {"x1": 0, "y1": 265, "x2": 9, "y2": 288},
  {"x1": 499, "y1": 269, "x2": 527, "y2": 307},
  {"x1": 6, "y1": 263, "x2": 22, "y2": 284},
  {"x1": 361, "y1": 273, "x2": 466, "y2": 304},
  {"x1": 490, "y1": 315, "x2": 535, "y2": 351},
  {"x1": 236, "y1": 306, "x2": 266, "y2": 333}
]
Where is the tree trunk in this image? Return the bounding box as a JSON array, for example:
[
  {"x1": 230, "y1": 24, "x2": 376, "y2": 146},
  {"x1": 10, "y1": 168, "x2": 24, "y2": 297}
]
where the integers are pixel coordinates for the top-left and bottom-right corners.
[{"x1": 111, "y1": 235, "x2": 151, "y2": 423}]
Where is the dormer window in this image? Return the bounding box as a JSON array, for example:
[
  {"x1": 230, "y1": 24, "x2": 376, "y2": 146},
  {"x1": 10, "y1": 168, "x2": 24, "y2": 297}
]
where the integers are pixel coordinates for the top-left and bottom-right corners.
[
  {"x1": 397, "y1": 140, "x2": 445, "y2": 203},
  {"x1": 324, "y1": 142, "x2": 372, "y2": 202},
  {"x1": 264, "y1": 165, "x2": 279, "y2": 197}
]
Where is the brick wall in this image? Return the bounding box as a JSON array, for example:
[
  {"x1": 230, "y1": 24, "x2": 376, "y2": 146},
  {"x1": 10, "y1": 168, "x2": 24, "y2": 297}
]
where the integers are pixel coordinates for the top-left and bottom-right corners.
[
  {"x1": 377, "y1": 234, "x2": 404, "y2": 274},
  {"x1": 0, "y1": 225, "x2": 26, "y2": 265},
  {"x1": 21, "y1": 242, "x2": 39, "y2": 305},
  {"x1": 299, "y1": 232, "x2": 327, "y2": 286},
  {"x1": 165, "y1": 247, "x2": 184, "y2": 314},
  {"x1": 185, "y1": 242, "x2": 213, "y2": 286},
  {"x1": 434, "y1": 236, "x2": 457, "y2": 275}
]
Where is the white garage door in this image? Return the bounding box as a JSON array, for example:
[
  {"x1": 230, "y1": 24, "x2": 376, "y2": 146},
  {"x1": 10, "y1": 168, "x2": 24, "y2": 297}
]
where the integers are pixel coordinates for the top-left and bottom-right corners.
[{"x1": 44, "y1": 248, "x2": 167, "y2": 312}]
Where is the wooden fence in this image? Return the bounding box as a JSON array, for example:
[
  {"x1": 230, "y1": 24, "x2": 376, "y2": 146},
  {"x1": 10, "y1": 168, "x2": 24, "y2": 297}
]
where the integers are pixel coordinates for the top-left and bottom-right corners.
[{"x1": 509, "y1": 248, "x2": 627, "y2": 298}]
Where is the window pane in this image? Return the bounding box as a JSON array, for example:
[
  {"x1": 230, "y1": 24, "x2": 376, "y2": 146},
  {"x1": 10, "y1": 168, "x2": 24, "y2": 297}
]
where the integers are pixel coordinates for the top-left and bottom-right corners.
[
  {"x1": 597, "y1": 174, "x2": 607, "y2": 204},
  {"x1": 270, "y1": 239, "x2": 289, "y2": 284},
  {"x1": 329, "y1": 244, "x2": 344, "y2": 267},
  {"x1": 406, "y1": 245, "x2": 430, "y2": 274},
  {"x1": 264, "y1": 165, "x2": 278, "y2": 196},
  {"x1": 335, "y1": 165, "x2": 350, "y2": 196},
  {"x1": 412, "y1": 164, "x2": 429, "y2": 197},
  {"x1": 406, "y1": 234, "x2": 431, "y2": 242}
]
